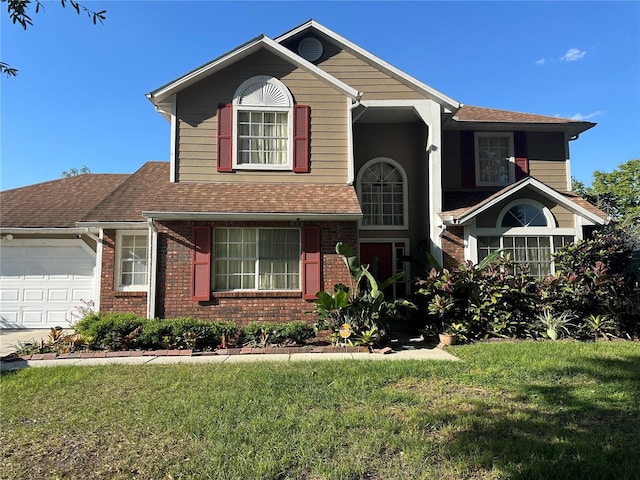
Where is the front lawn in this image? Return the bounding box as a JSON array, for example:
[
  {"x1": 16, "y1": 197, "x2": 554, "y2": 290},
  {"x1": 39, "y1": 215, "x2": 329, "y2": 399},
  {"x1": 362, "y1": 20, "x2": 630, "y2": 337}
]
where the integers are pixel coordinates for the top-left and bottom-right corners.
[{"x1": 1, "y1": 341, "x2": 638, "y2": 479}]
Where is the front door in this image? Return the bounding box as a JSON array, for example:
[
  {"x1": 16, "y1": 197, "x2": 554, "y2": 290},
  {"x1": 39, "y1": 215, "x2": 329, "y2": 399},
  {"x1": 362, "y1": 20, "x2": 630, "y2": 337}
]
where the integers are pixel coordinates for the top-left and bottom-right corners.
[{"x1": 359, "y1": 241, "x2": 408, "y2": 298}]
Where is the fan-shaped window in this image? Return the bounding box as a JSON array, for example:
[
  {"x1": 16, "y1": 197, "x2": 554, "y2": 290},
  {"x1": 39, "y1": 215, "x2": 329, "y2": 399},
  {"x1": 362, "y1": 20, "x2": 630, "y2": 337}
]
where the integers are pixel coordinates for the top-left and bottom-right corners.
[
  {"x1": 501, "y1": 204, "x2": 547, "y2": 227},
  {"x1": 357, "y1": 158, "x2": 408, "y2": 228},
  {"x1": 233, "y1": 76, "x2": 293, "y2": 169}
]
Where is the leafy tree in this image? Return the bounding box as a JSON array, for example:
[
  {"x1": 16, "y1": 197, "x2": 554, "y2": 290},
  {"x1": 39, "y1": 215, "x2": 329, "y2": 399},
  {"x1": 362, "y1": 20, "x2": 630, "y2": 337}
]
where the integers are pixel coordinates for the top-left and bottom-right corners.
[
  {"x1": 572, "y1": 159, "x2": 640, "y2": 240},
  {"x1": 2, "y1": 0, "x2": 106, "y2": 77},
  {"x1": 61, "y1": 165, "x2": 90, "y2": 177}
]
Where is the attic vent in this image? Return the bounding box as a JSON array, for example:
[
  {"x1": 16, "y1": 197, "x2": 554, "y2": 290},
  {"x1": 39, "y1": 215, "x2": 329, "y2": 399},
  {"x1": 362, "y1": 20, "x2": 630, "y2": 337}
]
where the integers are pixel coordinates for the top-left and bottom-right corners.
[{"x1": 298, "y1": 37, "x2": 323, "y2": 62}]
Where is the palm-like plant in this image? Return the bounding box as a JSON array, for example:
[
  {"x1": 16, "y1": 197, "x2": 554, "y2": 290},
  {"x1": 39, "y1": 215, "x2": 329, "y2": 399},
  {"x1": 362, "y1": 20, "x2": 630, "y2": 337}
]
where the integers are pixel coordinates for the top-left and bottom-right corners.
[{"x1": 535, "y1": 310, "x2": 576, "y2": 340}]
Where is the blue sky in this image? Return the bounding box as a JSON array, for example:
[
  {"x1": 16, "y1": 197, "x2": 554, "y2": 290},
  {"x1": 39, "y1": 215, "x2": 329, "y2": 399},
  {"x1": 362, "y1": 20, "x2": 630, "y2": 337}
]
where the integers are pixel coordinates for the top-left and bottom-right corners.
[{"x1": 2, "y1": 1, "x2": 639, "y2": 190}]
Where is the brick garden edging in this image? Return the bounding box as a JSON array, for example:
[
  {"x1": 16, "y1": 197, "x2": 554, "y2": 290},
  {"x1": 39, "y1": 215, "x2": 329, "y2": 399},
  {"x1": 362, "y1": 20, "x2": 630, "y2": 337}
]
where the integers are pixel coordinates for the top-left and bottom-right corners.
[{"x1": 3, "y1": 345, "x2": 385, "y2": 362}]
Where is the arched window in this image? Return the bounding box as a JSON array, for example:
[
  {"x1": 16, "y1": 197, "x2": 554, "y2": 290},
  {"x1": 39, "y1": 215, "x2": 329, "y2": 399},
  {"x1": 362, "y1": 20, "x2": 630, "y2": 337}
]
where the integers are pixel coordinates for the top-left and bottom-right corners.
[
  {"x1": 232, "y1": 76, "x2": 294, "y2": 169},
  {"x1": 477, "y1": 200, "x2": 573, "y2": 277},
  {"x1": 500, "y1": 203, "x2": 548, "y2": 227},
  {"x1": 357, "y1": 158, "x2": 408, "y2": 228}
]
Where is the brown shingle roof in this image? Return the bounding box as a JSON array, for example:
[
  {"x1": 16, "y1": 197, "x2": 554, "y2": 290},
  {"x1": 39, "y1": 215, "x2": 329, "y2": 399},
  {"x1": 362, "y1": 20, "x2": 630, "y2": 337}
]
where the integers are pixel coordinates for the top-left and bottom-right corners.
[
  {"x1": 0, "y1": 174, "x2": 128, "y2": 228},
  {"x1": 454, "y1": 105, "x2": 589, "y2": 124},
  {"x1": 450, "y1": 105, "x2": 596, "y2": 136},
  {"x1": 83, "y1": 162, "x2": 362, "y2": 222},
  {"x1": 440, "y1": 180, "x2": 608, "y2": 223}
]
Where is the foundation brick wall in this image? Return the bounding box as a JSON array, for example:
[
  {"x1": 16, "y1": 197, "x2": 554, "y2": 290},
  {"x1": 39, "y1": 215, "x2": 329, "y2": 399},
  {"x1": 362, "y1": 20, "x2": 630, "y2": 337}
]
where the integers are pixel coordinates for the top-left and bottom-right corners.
[
  {"x1": 154, "y1": 220, "x2": 357, "y2": 325},
  {"x1": 441, "y1": 226, "x2": 465, "y2": 271},
  {"x1": 99, "y1": 229, "x2": 148, "y2": 316}
]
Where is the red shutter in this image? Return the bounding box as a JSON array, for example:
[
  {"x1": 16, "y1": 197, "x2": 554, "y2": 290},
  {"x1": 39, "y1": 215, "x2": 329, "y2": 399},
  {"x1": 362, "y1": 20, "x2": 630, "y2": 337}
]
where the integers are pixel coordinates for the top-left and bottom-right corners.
[
  {"x1": 514, "y1": 131, "x2": 529, "y2": 181},
  {"x1": 293, "y1": 104, "x2": 310, "y2": 173},
  {"x1": 301, "y1": 225, "x2": 321, "y2": 300},
  {"x1": 461, "y1": 131, "x2": 476, "y2": 187},
  {"x1": 217, "y1": 103, "x2": 233, "y2": 173},
  {"x1": 191, "y1": 226, "x2": 211, "y2": 301}
]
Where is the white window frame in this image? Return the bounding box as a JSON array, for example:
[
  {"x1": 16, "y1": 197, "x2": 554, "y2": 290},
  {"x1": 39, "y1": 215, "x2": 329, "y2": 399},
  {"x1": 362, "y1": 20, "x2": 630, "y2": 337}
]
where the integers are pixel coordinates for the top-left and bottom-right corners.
[
  {"x1": 475, "y1": 132, "x2": 515, "y2": 187},
  {"x1": 356, "y1": 157, "x2": 409, "y2": 230},
  {"x1": 212, "y1": 227, "x2": 301, "y2": 292},
  {"x1": 115, "y1": 230, "x2": 149, "y2": 292},
  {"x1": 232, "y1": 76, "x2": 294, "y2": 171},
  {"x1": 475, "y1": 200, "x2": 576, "y2": 276}
]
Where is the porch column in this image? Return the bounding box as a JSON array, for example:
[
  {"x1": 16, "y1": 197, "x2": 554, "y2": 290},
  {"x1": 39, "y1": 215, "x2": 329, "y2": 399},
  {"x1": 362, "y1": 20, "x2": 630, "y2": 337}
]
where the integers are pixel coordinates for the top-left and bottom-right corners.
[{"x1": 415, "y1": 100, "x2": 444, "y2": 266}]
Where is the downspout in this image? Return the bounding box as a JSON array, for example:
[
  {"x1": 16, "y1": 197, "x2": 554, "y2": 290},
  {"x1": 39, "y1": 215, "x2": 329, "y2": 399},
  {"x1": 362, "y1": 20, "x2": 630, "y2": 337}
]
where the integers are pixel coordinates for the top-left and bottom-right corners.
[
  {"x1": 147, "y1": 218, "x2": 158, "y2": 319},
  {"x1": 347, "y1": 92, "x2": 363, "y2": 185}
]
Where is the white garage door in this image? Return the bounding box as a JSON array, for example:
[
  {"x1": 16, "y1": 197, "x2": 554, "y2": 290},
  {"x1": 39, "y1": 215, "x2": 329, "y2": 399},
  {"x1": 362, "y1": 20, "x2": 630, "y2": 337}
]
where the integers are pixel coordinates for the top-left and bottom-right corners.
[{"x1": 0, "y1": 240, "x2": 96, "y2": 329}]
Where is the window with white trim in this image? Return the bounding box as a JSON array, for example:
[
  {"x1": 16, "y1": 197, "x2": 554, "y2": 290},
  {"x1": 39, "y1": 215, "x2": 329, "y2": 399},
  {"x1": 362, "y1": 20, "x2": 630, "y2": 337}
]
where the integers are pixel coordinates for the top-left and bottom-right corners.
[
  {"x1": 476, "y1": 132, "x2": 514, "y2": 186},
  {"x1": 213, "y1": 228, "x2": 300, "y2": 291},
  {"x1": 477, "y1": 201, "x2": 574, "y2": 277},
  {"x1": 357, "y1": 158, "x2": 408, "y2": 228},
  {"x1": 116, "y1": 231, "x2": 148, "y2": 291},
  {"x1": 233, "y1": 76, "x2": 293, "y2": 169}
]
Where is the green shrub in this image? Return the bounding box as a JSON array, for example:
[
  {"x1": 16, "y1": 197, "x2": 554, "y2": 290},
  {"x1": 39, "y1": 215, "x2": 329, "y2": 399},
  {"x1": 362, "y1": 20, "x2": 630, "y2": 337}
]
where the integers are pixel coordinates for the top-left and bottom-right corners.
[
  {"x1": 416, "y1": 255, "x2": 539, "y2": 341},
  {"x1": 74, "y1": 313, "x2": 236, "y2": 351},
  {"x1": 415, "y1": 230, "x2": 638, "y2": 341},
  {"x1": 240, "y1": 321, "x2": 314, "y2": 347},
  {"x1": 73, "y1": 312, "x2": 146, "y2": 350}
]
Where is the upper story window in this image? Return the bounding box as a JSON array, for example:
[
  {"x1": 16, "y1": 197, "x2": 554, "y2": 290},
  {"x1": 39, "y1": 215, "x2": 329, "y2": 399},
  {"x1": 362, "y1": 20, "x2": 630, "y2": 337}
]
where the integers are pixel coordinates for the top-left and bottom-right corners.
[
  {"x1": 233, "y1": 76, "x2": 294, "y2": 170},
  {"x1": 115, "y1": 230, "x2": 148, "y2": 291},
  {"x1": 475, "y1": 132, "x2": 514, "y2": 186},
  {"x1": 357, "y1": 157, "x2": 408, "y2": 229}
]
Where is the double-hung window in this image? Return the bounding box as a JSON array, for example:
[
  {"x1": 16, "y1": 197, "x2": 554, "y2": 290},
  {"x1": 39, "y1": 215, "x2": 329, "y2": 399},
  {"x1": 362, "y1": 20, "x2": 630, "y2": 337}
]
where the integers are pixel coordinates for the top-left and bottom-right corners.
[
  {"x1": 475, "y1": 132, "x2": 514, "y2": 186},
  {"x1": 213, "y1": 228, "x2": 300, "y2": 291},
  {"x1": 116, "y1": 231, "x2": 148, "y2": 291},
  {"x1": 233, "y1": 76, "x2": 294, "y2": 170}
]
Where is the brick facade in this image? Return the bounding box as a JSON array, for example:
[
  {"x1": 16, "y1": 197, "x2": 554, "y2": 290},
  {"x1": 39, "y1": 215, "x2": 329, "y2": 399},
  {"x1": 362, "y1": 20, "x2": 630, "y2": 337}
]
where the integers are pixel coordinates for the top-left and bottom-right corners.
[
  {"x1": 441, "y1": 226, "x2": 465, "y2": 270},
  {"x1": 151, "y1": 220, "x2": 357, "y2": 325},
  {"x1": 99, "y1": 229, "x2": 148, "y2": 316}
]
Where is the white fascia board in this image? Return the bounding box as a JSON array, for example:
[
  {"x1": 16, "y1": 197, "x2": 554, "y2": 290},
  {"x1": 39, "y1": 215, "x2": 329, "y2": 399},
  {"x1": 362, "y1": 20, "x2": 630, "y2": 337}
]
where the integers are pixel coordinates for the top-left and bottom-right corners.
[
  {"x1": 169, "y1": 95, "x2": 177, "y2": 183},
  {"x1": 142, "y1": 211, "x2": 362, "y2": 222},
  {"x1": 147, "y1": 35, "x2": 359, "y2": 107},
  {"x1": 76, "y1": 222, "x2": 148, "y2": 229},
  {"x1": 276, "y1": 20, "x2": 460, "y2": 111},
  {"x1": 455, "y1": 178, "x2": 607, "y2": 226}
]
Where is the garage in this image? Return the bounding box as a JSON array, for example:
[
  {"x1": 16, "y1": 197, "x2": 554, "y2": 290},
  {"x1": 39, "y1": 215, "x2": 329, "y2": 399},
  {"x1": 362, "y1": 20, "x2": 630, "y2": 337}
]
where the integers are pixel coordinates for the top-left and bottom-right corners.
[{"x1": 0, "y1": 239, "x2": 96, "y2": 329}]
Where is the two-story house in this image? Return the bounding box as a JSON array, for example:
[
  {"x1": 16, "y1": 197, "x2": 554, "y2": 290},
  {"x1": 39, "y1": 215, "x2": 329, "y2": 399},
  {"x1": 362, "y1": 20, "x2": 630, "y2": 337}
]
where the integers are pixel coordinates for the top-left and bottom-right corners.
[{"x1": 0, "y1": 20, "x2": 608, "y2": 328}]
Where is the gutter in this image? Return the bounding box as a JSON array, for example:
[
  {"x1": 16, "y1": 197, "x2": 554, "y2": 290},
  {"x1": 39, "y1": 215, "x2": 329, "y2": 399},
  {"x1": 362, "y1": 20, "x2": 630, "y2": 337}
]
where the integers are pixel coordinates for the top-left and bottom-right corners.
[{"x1": 141, "y1": 211, "x2": 363, "y2": 221}]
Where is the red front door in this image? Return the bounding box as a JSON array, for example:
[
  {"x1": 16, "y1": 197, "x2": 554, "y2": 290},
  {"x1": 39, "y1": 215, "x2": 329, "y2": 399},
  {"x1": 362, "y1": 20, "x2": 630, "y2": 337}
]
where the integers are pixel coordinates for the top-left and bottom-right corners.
[{"x1": 359, "y1": 242, "x2": 408, "y2": 299}]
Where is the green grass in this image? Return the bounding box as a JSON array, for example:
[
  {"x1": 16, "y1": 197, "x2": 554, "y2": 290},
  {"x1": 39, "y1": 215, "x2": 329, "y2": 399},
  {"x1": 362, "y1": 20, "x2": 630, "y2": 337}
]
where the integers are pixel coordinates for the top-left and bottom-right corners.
[{"x1": 1, "y1": 341, "x2": 639, "y2": 479}]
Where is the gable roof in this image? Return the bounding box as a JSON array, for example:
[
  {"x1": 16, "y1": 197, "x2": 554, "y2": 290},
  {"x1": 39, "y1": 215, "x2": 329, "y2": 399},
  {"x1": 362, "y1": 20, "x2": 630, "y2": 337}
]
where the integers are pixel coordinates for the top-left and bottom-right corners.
[
  {"x1": 275, "y1": 20, "x2": 460, "y2": 111},
  {"x1": 0, "y1": 174, "x2": 128, "y2": 229},
  {"x1": 80, "y1": 162, "x2": 362, "y2": 224},
  {"x1": 440, "y1": 177, "x2": 608, "y2": 226},
  {"x1": 147, "y1": 34, "x2": 361, "y2": 119},
  {"x1": 449, "y1": 105, "x2": 595, "y2": 135}
]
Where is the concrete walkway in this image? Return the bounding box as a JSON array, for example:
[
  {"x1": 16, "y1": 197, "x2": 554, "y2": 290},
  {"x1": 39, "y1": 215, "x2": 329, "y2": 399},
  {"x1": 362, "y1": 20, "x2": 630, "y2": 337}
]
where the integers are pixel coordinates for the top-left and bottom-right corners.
[{"x1": 0, "y1": 328, "x2": 459, "y2": 371}]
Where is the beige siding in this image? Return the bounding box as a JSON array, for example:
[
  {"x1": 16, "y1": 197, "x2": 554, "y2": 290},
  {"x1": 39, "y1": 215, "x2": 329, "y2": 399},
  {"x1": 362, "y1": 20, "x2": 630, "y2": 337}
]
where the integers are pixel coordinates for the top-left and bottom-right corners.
[
  {"x1": 529, "y1": 160, "x2": 568, "y2": 190},
  {"x1": 176, "y1": 49, "x2": 349, "y2": 184},
  {"x1": 353, "y1": 122, "x2": 430, "y2": 243},
  {"x1": 317, "y1": 44, "x2": 427, "y2": 100},
  {"x1": 527, "y1": 132, "x2": 568, "y2": 190}
]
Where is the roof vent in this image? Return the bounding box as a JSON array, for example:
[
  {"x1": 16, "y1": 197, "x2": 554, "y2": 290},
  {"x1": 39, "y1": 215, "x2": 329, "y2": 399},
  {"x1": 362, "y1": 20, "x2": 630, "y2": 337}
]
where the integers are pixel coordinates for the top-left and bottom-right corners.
[{"x1": 298, "y1": 37, "x2": 323, "y2": 62}]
